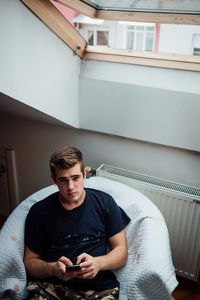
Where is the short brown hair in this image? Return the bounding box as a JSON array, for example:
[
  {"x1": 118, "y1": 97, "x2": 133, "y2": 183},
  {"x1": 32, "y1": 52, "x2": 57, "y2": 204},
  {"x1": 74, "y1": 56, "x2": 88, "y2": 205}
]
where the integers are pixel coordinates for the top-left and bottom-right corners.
[{"x1": 50, "y1": 146, "x2": 84, "y2": 181}]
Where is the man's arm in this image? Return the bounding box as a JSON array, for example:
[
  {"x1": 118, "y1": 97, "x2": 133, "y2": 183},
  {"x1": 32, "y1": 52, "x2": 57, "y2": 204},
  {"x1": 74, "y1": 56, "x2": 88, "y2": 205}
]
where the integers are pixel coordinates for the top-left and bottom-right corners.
[
  {"x1": 24, "y1": 246, "x2": 81, "y2": 281},
  {"x1": 76, "y1": 229, "x2": 128, "y2": 279}
]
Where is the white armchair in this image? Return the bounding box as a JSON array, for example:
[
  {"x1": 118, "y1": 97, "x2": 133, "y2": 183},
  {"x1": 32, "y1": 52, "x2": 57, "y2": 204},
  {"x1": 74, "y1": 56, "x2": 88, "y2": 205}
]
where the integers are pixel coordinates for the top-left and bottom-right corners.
[{"x1": 0, "y1": 176, "x2": 178, "y2": 299}]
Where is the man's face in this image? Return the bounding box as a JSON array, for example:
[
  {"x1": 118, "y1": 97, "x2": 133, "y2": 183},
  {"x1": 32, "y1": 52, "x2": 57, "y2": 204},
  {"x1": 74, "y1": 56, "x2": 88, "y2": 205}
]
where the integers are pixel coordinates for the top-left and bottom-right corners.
[{"x1": 53, "y1": 163, "x2": 86, "y2": 206}]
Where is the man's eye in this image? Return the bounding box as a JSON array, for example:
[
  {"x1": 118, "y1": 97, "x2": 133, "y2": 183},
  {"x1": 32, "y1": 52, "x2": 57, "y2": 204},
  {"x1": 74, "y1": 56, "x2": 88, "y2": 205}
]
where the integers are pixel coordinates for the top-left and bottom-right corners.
[
  {"x1": 59, "y1": 179, "x2": 67, "y2": 183},
  {"x1": 73, "y1": 176, "x2": 80, "y2": 180}
]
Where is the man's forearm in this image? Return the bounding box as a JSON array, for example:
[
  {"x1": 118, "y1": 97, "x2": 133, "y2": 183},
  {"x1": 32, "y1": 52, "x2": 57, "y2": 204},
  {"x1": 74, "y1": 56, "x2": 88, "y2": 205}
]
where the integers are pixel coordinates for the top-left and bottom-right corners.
[
  {"x1": 24, "y1": 247, "x2": 76, "y2": 281},
  {"x1": 24, "y1": 258, "x2": 55, "y2": 279},
  {"x1": 97, "y1": 245, "x2": 128, "y2": 271}
]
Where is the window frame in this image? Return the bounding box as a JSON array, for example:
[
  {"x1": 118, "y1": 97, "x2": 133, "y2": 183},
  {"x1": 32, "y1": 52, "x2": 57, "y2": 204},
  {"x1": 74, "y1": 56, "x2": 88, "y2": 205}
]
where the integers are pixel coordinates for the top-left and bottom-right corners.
[{"x1": 84, "y1": 46, "x2": 200, "y2": 72}]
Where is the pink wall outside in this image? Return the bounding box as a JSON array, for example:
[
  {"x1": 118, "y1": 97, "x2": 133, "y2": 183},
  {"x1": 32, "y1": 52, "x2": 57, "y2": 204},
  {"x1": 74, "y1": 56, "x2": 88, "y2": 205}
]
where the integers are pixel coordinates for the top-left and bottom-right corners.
[
  {"x1": 154, "y1": 24, "x2": 160, "y2": 52},
  {"x1": 50, "y1": 0, "x2": 78, "y2": 26}
]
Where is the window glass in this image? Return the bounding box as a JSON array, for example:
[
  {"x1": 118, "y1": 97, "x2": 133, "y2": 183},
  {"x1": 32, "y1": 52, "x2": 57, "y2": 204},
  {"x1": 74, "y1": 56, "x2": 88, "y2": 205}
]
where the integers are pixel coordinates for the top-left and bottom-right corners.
[
  {"x1": 146, "y1": 32, "x2": 154, "y2": 51},
  {"x1": 137, "y1": 26, "x2": 145, "y2": 31},
  {"x1": 81, "y1": 0, "x2": 200, "y2": 14},
  {"x1": 126, "y1": 25, "x2": 155, "y2": 51},
  {"x1": 97, "y1": 31, "x2": 109, "y2": 45},
  {"x1": 127, "y1": 25, "x2": 135, "y2": 30},
  {"x1": 147, "y1": 26, "x2": 155, "y2": 31},
  {"x1": 127, "y1": 31, "x2": 134, "y2": 50},
  {"x1": 192, "y1": 34, "x2": 200, "y2": 55},
  {"x1": 193, "y1": 48, "x2": 200, "y2": 55},
  {"x1": 135, "y1": 31, "x2": 144, "y2": 50}
]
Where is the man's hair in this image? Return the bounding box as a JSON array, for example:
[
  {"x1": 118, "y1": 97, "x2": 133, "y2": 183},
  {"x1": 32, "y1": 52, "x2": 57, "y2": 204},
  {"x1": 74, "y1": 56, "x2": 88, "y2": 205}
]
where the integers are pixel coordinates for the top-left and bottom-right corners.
[{"x1": 50, "y1": 146, "x2": 84, "y2": 181}]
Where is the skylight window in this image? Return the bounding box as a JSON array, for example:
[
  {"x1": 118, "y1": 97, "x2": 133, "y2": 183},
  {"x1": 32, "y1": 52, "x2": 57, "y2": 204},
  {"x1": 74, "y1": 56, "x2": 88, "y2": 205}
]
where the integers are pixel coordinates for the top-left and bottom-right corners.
[
  {"x1": 81, "y1": 0, "x2": 200, "y2": 14},
  {"x1": 22, "y1": 0, "x2": 200, "y2": 71}
]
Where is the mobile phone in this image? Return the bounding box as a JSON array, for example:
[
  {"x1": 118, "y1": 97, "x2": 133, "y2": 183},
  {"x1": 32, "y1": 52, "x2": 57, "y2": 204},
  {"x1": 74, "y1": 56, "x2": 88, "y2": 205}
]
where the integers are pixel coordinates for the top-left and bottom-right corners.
[{"x1": 66, "y1": 264, "x2": 81, "y2": 271}]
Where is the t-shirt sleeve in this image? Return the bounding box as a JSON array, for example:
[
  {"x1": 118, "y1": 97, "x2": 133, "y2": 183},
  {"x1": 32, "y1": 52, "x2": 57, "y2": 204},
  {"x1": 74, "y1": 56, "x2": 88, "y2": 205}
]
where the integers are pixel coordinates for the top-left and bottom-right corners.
[
  {"x1": 25, "y1": 205, "x2": 47, "y2": 255},
  {"x1": 105, "y1": 196, "x2": 131, "y2": 238}
]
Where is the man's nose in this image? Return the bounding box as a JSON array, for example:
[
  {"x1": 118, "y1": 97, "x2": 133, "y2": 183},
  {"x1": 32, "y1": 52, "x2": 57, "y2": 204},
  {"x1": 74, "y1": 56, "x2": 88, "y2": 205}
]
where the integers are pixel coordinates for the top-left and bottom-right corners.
[{"x1": 68, "y1": 180, "x2": 74, "y2": 190}]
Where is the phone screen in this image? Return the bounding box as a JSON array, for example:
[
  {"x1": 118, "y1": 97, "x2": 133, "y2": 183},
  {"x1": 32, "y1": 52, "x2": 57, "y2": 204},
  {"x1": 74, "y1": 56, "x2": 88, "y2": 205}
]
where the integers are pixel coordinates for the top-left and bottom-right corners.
[{"x1": 66, "y1": 265, "x2": 81, "y2": 271}]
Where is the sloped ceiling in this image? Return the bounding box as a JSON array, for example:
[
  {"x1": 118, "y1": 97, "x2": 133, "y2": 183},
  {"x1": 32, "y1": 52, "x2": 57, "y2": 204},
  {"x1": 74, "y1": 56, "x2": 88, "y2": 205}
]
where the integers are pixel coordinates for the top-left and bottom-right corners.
[{"x1": 0, "y1": 92, "x2": 72, "y2": 128}]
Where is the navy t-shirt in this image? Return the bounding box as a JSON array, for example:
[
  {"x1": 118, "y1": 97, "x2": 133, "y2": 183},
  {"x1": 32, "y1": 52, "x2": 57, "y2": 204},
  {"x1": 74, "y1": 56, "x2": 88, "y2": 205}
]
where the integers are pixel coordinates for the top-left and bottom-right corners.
[{"x1": 25, "y1": 188, "x2": 131, "y2": 291}]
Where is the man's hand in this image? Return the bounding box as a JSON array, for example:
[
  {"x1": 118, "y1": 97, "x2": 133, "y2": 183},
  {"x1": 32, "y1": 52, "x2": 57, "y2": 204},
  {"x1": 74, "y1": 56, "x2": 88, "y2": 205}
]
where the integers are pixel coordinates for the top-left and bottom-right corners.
[
  {"x1": 76, "y1": 253, "x2": 100, "y2": 279},
  {"x1": 53, "y1": 256, "x2": 82, "y2": 281},
  {"x1": 75, "y1": 230, "x2": 128, "y2": 280}
]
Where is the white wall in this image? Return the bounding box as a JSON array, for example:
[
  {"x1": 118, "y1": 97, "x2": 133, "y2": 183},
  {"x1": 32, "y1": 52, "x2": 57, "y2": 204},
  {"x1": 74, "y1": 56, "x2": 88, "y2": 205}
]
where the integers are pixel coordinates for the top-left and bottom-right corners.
[
  {"x1": 0, "y1": 0, "x2": 81, "y2": 127},
  {"x1": 79, "y1": 60, "x2": 200, "y2": 152},
  {"x1": 0, "y1": 0, "x2": 200, "y2": 208},
  {"x1": 159, "y1": 24, "x2": 200, "y2": 55},
  {"x1": 1, "y1": 0, "x2": 200, "y2": 152},
  {"x1": 1, "y1": 113, "x2": 200, "y2": 203}
]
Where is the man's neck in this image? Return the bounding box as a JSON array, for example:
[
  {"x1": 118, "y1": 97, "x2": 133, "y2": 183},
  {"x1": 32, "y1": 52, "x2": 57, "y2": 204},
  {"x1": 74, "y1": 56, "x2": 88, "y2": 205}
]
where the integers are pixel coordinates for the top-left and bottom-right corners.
[{"x1": 58, "y1": 190, "x2": 86, "y2": 211}]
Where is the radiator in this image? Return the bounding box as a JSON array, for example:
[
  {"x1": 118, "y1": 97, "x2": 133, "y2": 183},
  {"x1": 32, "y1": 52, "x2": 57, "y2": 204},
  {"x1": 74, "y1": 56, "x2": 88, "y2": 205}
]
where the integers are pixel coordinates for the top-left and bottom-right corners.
[{"x1": 96, "y1": 164, "x2": 200, "y2": 281}]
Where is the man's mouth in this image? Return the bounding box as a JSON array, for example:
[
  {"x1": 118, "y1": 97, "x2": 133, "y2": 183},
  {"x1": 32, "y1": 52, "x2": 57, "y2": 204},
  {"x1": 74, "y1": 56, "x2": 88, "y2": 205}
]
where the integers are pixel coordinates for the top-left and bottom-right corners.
[{"x1": 68, "y1": 192, "x2": 76, "y2": 196}]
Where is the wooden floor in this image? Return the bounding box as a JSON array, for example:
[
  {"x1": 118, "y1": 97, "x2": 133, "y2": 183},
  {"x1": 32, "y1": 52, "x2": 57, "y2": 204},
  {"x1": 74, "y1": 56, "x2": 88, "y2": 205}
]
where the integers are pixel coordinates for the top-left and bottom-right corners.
[
  {"x1": 0, "y1": 215, "x2": 200, "y2": 299},
  {"x1": 173, "y1": 276, "x2": 200, "y2": 300}
]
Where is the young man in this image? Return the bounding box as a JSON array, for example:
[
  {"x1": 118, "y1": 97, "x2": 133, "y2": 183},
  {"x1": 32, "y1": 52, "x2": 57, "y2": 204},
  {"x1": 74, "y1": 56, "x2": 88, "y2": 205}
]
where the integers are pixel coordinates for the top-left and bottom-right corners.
[{"x1": 24, "y1": 146, "x2": 130, "y2": 300}]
